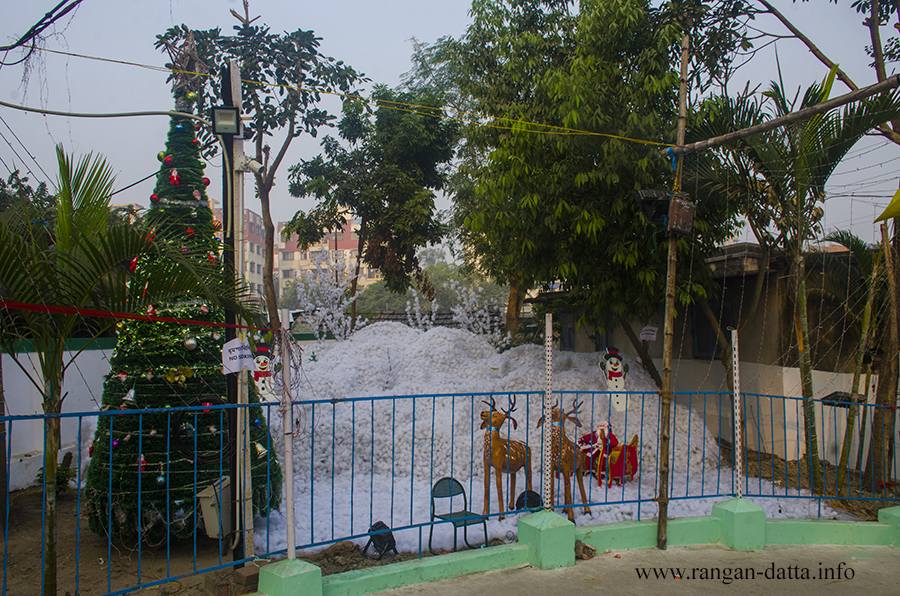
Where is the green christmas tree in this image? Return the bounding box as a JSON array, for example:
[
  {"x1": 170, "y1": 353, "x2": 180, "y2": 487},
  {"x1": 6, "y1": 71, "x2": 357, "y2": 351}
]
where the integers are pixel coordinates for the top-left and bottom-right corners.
[{"x1": 85, "y1": 35, "x2": 281, "y2": 544}]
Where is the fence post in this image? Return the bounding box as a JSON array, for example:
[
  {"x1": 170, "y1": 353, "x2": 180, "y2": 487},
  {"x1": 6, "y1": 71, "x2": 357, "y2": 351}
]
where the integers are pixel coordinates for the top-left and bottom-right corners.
[
  {"x1": 280, "y1": 330, "x2": 296, "y2": 559},
  {"x1": 732, "y1": 328, "x2": 742, "y2": 499},
  {"x1": 542, "y1": 313, "x2": 553, "y2": 510}
]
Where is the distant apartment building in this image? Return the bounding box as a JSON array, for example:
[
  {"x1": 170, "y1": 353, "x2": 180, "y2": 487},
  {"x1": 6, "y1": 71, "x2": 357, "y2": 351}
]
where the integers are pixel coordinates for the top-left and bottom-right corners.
[
  {"x1": 213, "y1": 208, "x2": 381, "y2": 303},
  {"x1": 212, "y1": 208, "x2": 269, "y2": 300},
  {"x1": 276, "y1": 217, "x2": 382, "y2": 298}
]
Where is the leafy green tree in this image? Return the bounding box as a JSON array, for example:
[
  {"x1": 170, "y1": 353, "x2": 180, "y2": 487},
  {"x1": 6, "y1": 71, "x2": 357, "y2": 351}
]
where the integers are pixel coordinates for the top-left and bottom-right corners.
[
  {"x1": 285, "y1": 85, "x2": 458, "y2": 314},
  {"x1": 0, "y1": 147, "x2": 256, "y2": 596},
  {"x1": 157, "y1": 2, "x2": 362, "y2": 329},
  {"x1": 450, "y1": 0, "x2": 742, "y2": 368},
  {"x1": 0, "y1": 170, "x2": 55, "y2": 217}
]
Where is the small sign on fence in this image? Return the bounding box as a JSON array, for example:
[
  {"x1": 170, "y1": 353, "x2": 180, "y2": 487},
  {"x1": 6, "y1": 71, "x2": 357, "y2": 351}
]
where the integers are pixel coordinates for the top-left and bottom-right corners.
[{"x1": 222, "y1": 338, "x2": 255, "y2": 374}]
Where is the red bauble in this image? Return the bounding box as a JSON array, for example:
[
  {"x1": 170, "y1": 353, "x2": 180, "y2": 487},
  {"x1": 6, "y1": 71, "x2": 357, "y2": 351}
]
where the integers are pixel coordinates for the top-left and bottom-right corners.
[
  {"x1": 186, "y1": 227, "x2": 195, "y2": 238},
  {"x1": 129, "y1": 256, "x2": 139, "y2": 272},
  {"x1": 150, "y1": 194, "x2": 160, "y2": 203},
  {"x1": 203, "y1": 177, "x2": 211, "y2": 186},
  {"x1": 192, "y1": 138, "x2": 200, "y2": 146},
  {"x1": 164, "y1": 156, "x2": 173, "y2": 165}
]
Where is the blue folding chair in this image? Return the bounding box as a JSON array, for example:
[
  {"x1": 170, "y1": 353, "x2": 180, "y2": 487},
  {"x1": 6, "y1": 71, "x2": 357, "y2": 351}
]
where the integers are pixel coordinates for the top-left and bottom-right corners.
[{"x1": 428, "y1": 477, "x2": 487, "y2": 554}]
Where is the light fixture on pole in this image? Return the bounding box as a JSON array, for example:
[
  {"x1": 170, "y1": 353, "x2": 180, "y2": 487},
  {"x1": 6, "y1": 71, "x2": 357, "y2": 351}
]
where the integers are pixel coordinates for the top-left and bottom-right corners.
[{"x1": 211, "y1": 106, "x2": 240, "y2": 136}]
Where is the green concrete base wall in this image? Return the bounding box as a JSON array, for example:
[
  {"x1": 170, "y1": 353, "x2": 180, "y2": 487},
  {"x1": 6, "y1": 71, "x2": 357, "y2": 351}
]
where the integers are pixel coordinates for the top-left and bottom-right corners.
[{"x1": 250, "y1": 504, "x2": 900, "y2": 596}]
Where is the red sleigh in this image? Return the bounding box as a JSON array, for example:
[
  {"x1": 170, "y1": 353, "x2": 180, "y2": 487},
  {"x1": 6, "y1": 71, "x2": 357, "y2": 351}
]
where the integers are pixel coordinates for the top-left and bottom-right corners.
[{"x1": 577, "y1": 425, "x2": 639, "y2": 486}]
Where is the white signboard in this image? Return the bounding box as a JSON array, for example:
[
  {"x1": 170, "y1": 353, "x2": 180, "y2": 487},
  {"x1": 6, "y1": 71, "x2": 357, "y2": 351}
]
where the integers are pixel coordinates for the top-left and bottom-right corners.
[
  {"x1": 639, "y1": 326, "x2": 658, "y2": 342},
  {"x1": 222, "y1": 338, "x2": 255, "y2": 374}
]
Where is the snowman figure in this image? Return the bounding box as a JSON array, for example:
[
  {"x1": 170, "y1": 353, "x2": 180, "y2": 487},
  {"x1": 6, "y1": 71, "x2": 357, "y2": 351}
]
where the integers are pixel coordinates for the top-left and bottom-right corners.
[
  {"x1": 599, "y1": 347, "x2": 629, "y2": 412},
  {"x1": 254, "y1": 342, "x2": 272, "y2": 381}
]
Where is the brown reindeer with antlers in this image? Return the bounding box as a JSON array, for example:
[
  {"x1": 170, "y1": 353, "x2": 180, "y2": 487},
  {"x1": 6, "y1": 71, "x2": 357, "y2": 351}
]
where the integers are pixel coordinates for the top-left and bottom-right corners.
[
  {"x1": 481, "y1": 396, "x2": 532, "y2": 520},
  {"x1": 537, "y1": 399, "x2": 591, "y2": 521}
]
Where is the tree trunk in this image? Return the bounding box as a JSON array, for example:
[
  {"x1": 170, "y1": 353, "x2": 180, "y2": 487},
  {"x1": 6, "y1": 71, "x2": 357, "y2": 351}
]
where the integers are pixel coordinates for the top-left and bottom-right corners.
[
  {"x1": 349, "y1": 220, "x2": 367, "y2": 331},
  {"x1": 505, "y1": 273, "x2": 524, "y2": 334},
  {"x1": 258, "y1": 184, "x2": 281, "y2": 330},
  {"x1": 795, "y1": 255, "x2": 824, "y2": 494},
  {"x1": 42, "y1": 372, "x2": 62, "y2": 596},
  {"x1": 865, "y1": 222, "x2": 900, "y2": 490},
  {"x1": 620, "y1": 321, "x2": 662, "y2": 389},
  {"x1": 0, "y1": 354, "x2": 6, "y2": 531},
  {"x1": 836, "y1": 252, "x2": 879, "y2": 495}
]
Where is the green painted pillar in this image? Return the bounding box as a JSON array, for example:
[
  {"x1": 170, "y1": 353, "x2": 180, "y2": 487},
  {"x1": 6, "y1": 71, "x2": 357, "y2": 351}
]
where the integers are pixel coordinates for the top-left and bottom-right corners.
[
  {"x1": 878, "y1": 506, "x2": 900, "y2": 545},
  {"x1": 518, "y1": 509, "x2": 575, "y2": 569},
  {"x1": 712, "y1": 498, "x2": 765, "y2": 551},
  {"x1": 252, "y1": 558, "x2": 323, "y2": 596}
]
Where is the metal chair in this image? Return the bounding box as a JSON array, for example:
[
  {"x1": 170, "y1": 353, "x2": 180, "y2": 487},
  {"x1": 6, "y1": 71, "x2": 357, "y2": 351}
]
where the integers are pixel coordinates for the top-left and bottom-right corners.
[{"x1": 428, "y1": 477, "x2": 487, "y2": 554}]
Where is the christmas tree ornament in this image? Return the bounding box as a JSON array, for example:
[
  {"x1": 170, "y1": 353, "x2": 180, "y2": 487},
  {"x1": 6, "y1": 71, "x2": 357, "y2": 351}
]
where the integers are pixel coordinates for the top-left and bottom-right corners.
[
  {"x1": 156, "y1": 474, "x2": 166, "y2": 485},
  {"x1": 150, "y1": 193, "x2": 160, "y2": 203},
  {"x1": 194, "y1": 123, "x2": 200, "y2": 131},
  {"x1": 212, "y1": 331, "x2": 220, "y2": 341},
  {"x1": 200, "y1": 304, "x2": 209, "y2": 314},
  {"x1": 193, "y1": 190, "x2": 201, "y2": 201},
  {"x1": 184, "y1": 337, "x2": 198, "y2": 351},
  {"x1": 185, "y1": 227, "x2": 195, "y2": 239},
  {"x1": 117, "y1": 372, "x2": 127, "y2": 383},
  {"x1": 129, "y1": 256, "x2": 139, "y2": 272},
  {"x1": 175, "y1": 123, "x2": 184, "y2": 131},
  {"x1": 169, "y1": 169, "x2": 180, "y2": 186},
  {"x1": 186, "y1": 91, "x2": 198, "y2": 103},
  {"x1": 254, "y1": 442, "x2": 268, "y2": 457},
  {"x1": 157, "y1": 151, "x2": 165, "y2": 162},
  {"x1": 164, "y1": 155, "x2": 173, "y2": 165},
  {"x1": 122, "y1": 388, "x2": 136, "y2": 406},
  {"x1": 203, "y1": 177, "x2": 211, "y2": 186},
  {"x1": 138, "y1": 454, "x2": 147, "y2": 471},
  {"x1": 199, "y1": 161, "x2": 206, "y2": 168},
  {"x1": 192, "y1": 138, "x2": 200, "y2": 146}
]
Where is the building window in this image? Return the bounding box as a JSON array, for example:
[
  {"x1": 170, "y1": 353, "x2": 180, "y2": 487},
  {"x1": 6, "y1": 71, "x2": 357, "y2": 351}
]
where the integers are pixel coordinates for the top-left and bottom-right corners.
[
  {"x1": 249, "y1": 262, "x2": 256, "y2": 273},
  {"x1": 282, "y1": 251, "x2": 293, "y2": 260},
  {"x1": 249, "y1": 242, "x2": 254, "y2": 253},
  {"x1": 257, "y1": 245, "x2": 262, "y2": 255}
]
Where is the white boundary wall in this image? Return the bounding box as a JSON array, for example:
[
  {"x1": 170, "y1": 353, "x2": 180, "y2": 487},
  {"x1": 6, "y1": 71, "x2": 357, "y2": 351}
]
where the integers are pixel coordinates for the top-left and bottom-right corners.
[{"x1": 3, "y1": 348, "x2": 110, "y2": 490}]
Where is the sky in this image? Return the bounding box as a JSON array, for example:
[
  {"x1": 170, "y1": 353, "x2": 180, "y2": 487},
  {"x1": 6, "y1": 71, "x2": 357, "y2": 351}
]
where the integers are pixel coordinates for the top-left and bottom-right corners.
[{"x1": 0, "y1": 0, "x2": 897, "y2": 242}]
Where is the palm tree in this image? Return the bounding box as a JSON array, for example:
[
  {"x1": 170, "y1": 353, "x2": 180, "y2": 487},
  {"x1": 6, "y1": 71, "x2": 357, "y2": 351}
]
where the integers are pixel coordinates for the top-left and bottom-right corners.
[
  {"x1": 693, "y1": 68, "x2": 900, "y2": 494},
  {"x1": 0, "y1": 146, "x2": 256, "y2": 596},
  {"x1": 807, "y1": 230, "x2": 884, "y2": 494}
]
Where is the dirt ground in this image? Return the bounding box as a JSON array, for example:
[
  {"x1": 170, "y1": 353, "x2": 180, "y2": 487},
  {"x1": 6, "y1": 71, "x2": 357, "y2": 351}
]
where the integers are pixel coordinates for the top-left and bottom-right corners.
[
  {"x1": 4, "y1": 446, "x2": 897, "y2": 595},
  {"x1": 0, "y1": 487, "x2": 492, "y2": 596}
]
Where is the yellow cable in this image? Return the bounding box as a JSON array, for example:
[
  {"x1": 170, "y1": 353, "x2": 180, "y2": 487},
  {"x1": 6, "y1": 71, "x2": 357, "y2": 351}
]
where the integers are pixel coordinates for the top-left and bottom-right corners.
[{"x1": 32, "y1": 45, "x2": 676, "y2": 149}]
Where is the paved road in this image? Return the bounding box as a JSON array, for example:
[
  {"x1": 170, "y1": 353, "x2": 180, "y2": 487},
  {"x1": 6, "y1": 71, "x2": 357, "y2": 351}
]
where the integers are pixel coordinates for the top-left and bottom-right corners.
[{"x1": 376, "y1": 544, "x2": 900, "y2": 595}]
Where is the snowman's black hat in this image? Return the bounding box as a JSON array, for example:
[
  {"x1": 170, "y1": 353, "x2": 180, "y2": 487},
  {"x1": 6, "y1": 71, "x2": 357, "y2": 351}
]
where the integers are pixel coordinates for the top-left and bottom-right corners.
[{"x1": 604, "y1": 348, "x2": 622, "y2": 361}]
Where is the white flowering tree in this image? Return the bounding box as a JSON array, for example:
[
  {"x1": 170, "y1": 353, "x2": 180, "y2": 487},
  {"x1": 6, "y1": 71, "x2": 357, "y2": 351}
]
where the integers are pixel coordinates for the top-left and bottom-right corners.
[
  {"x1": 295, "y1": 251, "x2": 367, "y2": 341},
  {"x1": 447, "y1": 280, "x2": 510, "y2": 349}
]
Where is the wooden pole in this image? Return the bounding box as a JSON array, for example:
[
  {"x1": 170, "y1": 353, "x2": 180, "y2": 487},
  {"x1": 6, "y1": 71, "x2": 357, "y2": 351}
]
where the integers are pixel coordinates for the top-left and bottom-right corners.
[{"x1": 657, "y1": 32, "x2": 690, "y2": 551}]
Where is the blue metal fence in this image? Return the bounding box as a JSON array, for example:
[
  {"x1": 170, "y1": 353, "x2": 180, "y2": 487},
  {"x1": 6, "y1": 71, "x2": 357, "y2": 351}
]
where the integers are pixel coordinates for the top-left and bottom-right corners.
[{"x1": 2, "y1": 390, "x2": 898, "y2": 595}]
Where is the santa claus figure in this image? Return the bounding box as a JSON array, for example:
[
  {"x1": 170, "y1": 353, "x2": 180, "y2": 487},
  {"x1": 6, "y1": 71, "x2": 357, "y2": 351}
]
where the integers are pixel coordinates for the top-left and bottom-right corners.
[{"x1": 599, "y1": 347, "x2": 629, "y2": 412}]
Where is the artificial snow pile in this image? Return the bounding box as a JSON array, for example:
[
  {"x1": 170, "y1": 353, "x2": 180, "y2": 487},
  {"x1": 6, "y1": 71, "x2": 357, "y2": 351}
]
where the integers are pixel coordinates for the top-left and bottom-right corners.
[{"x1": 255, "y1": 322, "x2": 846, "y2": 555}]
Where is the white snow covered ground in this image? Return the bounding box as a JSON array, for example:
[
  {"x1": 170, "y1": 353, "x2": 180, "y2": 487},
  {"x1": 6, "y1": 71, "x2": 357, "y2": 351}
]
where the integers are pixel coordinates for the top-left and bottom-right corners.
[{"x1": 252, "y1": 322, "x2": 848, "y2": 556}]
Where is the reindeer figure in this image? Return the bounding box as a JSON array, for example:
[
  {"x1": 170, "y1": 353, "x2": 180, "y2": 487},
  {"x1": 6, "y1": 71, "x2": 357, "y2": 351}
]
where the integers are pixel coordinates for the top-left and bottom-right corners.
[
  {"x1": 537, "y1": 399, "x2": 591, "y2": 521},
  {"x1": 481, "y1": 396, "x2": 532, "y2": 520}
]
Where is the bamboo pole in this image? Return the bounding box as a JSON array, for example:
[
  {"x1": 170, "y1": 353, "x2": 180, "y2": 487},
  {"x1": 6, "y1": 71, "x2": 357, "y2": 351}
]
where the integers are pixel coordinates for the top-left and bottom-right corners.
[
  {"x1": 667, "y1": 74, "x2": 900, "y2": 156},
  {"x1": 657, "y1": 32, "x2": 690, "y2": 551}
]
